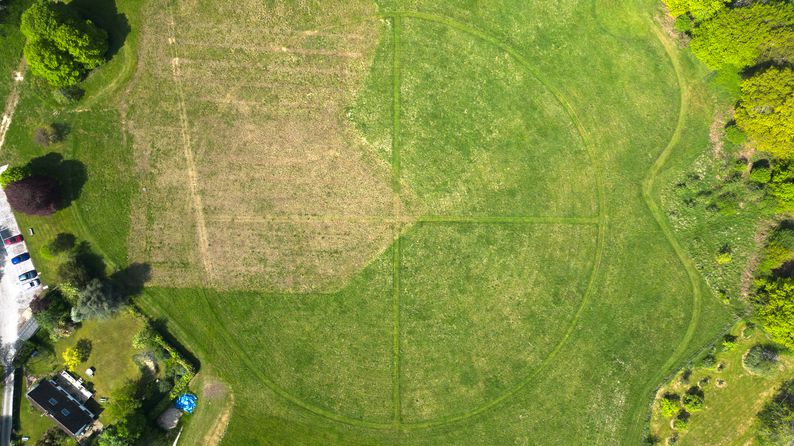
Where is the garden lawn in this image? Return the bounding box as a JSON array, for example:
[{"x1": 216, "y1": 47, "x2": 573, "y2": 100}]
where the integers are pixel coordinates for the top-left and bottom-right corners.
[{"x1": 4, "y1": 0, "x2": 740, "y2": 444}]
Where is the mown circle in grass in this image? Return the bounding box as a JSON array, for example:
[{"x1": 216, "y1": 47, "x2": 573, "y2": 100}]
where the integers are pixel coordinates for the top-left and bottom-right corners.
[{"x1": 225, "y1": 13, "x2": 604, "y2": 427}]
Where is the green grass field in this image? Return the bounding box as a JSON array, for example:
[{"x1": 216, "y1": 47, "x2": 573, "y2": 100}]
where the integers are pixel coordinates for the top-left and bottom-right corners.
[{"x1": 1, "y1": 0, "x2": 743, "y2": 444}]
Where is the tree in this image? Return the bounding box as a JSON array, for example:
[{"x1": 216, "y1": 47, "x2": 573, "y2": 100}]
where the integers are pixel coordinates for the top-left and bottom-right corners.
[
  {"x1": 755, "y1": 279, "x2": 794, "y2": 350},
  {"x1": 98, "y1": 422, "x2": 140, "y2": 446},
  {"x1": 31, "y1": 289, "x2": 75, "y2": 339},
  {"x1": 20, "y1": 0, "x2": 108, "y2": 86},
  {"x1": 5, "y1": 175, "x2": 62, "y2": 215},
  {"x1": 663, "y1": 0, "x2": 729, "y2": 21},
  {"x1": 0, "y1": 164, "x2": 31, "y2": 188},
  {"x1": 62, "y1": 347, "x2": 80, "y2": 371},
  {"x1": 35, "y1": 427, "x2": 67, "y2": 445},
  {"x1": 690, "y1": 3, "x2": 794, "y2": 70},
  {"x1": 735, "y1": 67, "x2": 794, "y2": 159},
  {"x1": 75, "y1": 338, "x2": 92, "y2": 361},
  {"x1": 71, "y1": 278, "x2": 123, "y2": 322},
  {"x1": 757, "y1": 380, "x2": 794, "y2": 445},
  {"x1": 23, "y1": 37, "x2": 83, "y2": 87},
  {"x1": 106, "y1": 381, "x2": 142, "y2": 421}
]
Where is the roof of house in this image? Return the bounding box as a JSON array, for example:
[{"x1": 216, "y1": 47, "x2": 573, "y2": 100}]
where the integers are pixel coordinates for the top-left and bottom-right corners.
[{"x1": 26, "y1": 378, "x2": 97, "y2": 437}]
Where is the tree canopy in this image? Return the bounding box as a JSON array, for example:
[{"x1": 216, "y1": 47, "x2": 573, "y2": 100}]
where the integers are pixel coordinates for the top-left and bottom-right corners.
[
  {"x1": 756, "y1": 279, "x2": 794, "y2": 350},
  {"x1": 70, "y1": 278, "x2": 124, "y2": 322},
  {"x1": 735, "y1": 67, "x2": 794, "y2": 159},
  {"x1": 690, "y1": 3, "x2": 794, "y2": 70},
  {"x1": 0, "y1": 164, "x2": 31, "y2": 187},
  {"x1": 20, "y1": 0, "x2": 108, "y2": 86},
  {"x1": 663, "y1": 0, "x2": 729, "y2": 21},
  {"x1": 5, "y1": 174, "x2": 62, "y2": 215}
]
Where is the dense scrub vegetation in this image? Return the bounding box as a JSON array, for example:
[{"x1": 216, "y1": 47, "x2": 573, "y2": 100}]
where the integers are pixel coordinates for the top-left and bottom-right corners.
[{"x1": 659, "y1": 0, "x2": 794, "y2": 443}]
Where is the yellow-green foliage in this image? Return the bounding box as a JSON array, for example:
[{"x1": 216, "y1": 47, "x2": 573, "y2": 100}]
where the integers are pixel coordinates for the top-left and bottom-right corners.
[
  {"x1": 20, "y1": 0, "x2": 108, "y2": 86},
  {"x1": 690, "y1": 3, "x2": 794, "y2": 70},
  {"x1": 715, "y1": 252, "x2": 732, "y2": 265},
  {"x1": 736, "y1": 67, "x2": 794, "y2": 159},
  {"x1": 659, "y1": 395, "x2": 680, "y2": 418},
  {"x1": 663, "y1": 0, "x2": 729, "y2": 20},
  {"x1": 770, "y1": 162, "x2": 794, "y2": 210},
  {"x1": 62, "y1": 347, "x2": 80, "y2": 371},
  {"x1": 756, "y1": 280, "x2": 794, "y2": 350},
  {"x1": 758, "y1": 243, "x2": 794, "y2": 277},
  {"x1": 0, "y1": 165, "x2": 31, "y2": 188}
]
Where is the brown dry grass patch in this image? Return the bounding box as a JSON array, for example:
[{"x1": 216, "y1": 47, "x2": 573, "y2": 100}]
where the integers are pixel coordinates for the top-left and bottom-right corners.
[{"x1": 127, "y1": 0, "x2": 402, "y2": 291}]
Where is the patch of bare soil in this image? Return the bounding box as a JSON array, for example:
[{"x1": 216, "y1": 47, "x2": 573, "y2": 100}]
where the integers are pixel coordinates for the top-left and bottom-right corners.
[
  {"x1": 200, "y1": 381, "x2": 234, "y2": 446},
  {"x1": 709, "y1": 110, "x2": 726, "y2": 158},
  {"x1": 654, "y1": 11, "x2": 690, "y2": 47}
]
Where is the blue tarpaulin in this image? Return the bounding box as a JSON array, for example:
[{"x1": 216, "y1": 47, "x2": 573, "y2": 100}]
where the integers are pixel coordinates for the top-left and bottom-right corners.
[{"x1": 175, "y1": 393, "x2": 198, "y2": 414}]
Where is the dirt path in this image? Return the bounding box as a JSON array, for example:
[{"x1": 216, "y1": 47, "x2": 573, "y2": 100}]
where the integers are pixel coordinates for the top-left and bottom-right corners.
[{"x1": 0, "y1": 59, "x2": 26, "y2": 153}]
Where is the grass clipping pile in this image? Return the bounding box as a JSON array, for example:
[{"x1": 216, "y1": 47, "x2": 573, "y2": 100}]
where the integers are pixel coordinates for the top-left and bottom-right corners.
[{"x1": 127, "y1": 0, "x2": 397, "y2": 292}]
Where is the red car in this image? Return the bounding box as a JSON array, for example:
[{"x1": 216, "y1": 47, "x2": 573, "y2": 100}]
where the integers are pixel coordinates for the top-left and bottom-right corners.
[{"x1": 3, "y1": 234, "x2": 23, "y2": 246}]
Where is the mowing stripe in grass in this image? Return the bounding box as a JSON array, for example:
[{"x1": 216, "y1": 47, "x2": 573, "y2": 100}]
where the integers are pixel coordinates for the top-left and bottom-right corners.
[
  {"x1": 390, "y1": 14, "x2": 404, "y2": 426},
  {"x1": 417, "y1": 215, "x2": 599, "y2": 224}
]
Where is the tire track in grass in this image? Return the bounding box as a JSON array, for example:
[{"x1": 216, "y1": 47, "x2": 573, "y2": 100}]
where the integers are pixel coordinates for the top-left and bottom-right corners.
[
  {"x1": 164, "y1": 0, "x2": 214, "y2": 283},
  {"x1": 390, "y1": 14, "x2": 404, "y2": 426},
  {"x1": 0, "y1": 60, "x2": 26, "y2": 154},
  {"x1": 623, "y1": 24, "x2": 703, "y2": 443}
]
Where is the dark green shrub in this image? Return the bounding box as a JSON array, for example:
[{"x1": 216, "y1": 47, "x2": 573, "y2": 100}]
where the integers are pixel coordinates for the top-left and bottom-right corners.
[
  {"x1": 743, "y1": 344, "x2": 778, "y2": 374},
  {"x1": 673, "y1": 410, "x2": 691, "y2": 430},
  {"x1": 721, "y1": 334, "x2": 738, "y2": 351},
  {"x1": 700, "y1": 351, "x2": 717, "y2": 368},
  {"x1": 683, "y1": 387, "x2": 705, "y2": 412}
]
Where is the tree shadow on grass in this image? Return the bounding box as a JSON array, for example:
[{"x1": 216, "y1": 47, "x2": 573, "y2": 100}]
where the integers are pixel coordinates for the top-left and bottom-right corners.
[
  {"x1": 25, "y1": 152, "x2": 87, "y2": 209},
  {"x1": 71, "y1": 0, "x2": 130, "y2": 59}
]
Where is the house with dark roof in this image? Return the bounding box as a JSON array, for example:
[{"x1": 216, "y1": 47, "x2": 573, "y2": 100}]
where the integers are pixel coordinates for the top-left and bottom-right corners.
[{"x1": 26, "y1": 372, "x2": 99, "y2": 438}]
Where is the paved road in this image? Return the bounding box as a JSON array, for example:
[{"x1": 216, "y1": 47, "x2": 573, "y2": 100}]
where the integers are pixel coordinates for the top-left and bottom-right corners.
[{"x1": 0, "y1": 367, "x2": 13, "y2": 446}]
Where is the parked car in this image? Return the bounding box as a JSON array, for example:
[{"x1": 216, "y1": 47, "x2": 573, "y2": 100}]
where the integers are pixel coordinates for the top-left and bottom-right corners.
[
  {"x1": 18, "y1": 270, "x2": 37, "y2": 281},
  {"x1": 11, "y1": 253, "x2": 30, "y2": 264},
  {"x1": 3, "y1": 235, "x2": 23, "y2": 246},
  {"x1": 25, "y1": 279, "x2": 40, "y2": 288}
]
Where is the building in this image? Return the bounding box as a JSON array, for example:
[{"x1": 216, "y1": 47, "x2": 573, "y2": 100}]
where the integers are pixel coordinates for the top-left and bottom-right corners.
[{"x1": 26, "y1": 371, "x2": 99, "y2": 438}]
